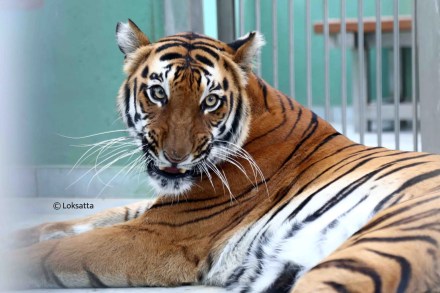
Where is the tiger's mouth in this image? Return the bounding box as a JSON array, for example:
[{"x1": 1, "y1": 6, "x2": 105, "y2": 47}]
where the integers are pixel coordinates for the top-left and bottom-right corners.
[{"x1": 146, "y1": 161, "x2": 196, "y2": 179}]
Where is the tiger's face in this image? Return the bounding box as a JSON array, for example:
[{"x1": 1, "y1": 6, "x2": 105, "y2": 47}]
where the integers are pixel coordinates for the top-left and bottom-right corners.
[{"x1": 116, "y1": 20, "x2": 263, "y2": 195}]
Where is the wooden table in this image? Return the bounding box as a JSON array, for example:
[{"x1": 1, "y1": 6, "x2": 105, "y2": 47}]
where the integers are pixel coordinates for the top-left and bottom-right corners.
[{"x1": 314, "y1": 17, "x2": 415, "y2": 132}]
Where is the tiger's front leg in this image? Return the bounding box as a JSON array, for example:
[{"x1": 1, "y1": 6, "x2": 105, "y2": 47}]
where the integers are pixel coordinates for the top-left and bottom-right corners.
[
  {"x1": 5, "y1": 217, "x2": 205, "y2": 289},
  {"x1": 11, "y1": 199, "x2": 153, "y2": 248},
  {"x1": 291, "y1": 192, "x2": 440, "y2": 293}
]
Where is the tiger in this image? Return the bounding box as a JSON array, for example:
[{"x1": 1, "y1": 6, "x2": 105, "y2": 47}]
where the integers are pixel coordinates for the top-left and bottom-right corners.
[{"x1": 5, "y1": 19, "x2": 440, "y2": 293}]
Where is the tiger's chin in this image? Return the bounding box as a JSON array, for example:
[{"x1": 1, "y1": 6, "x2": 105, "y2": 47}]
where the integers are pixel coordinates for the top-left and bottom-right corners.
[{"x1": 146, "y1": 161, "x2": 197, "y2": 196}]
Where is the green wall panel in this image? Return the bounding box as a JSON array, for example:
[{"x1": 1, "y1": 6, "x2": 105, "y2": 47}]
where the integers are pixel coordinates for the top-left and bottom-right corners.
[{"x1": 20, "y1": 0, "x2": 163, "y2": 165}]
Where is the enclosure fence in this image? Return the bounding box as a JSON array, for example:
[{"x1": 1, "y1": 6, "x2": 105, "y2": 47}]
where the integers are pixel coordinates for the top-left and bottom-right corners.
[{"x1": 219, "y1": 0, "x2": 440, "y2": 153}]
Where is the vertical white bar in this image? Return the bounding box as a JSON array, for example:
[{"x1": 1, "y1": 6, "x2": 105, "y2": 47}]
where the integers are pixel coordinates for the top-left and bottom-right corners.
[
  {"x1": 412, "y1": 0, "x2": 418, "y2": 151},
  {"x1": 417, "y1": 0, "x2": 440, "y2": 153},
  {"x1": 239, "y1": 0, "x2": 245, "y2": 37},
  {"x1": 376, "y1": 0, "x2": 382, "y2": 146},
  {"x1": 358, "y1": 0, "x2": 365, "y2": 144},
  {"x1": 324, "y1": 0, "x2": 330, "y2": 120},
  {"x1": 289, "y1": 0, "x2": 295, "y2": 98},
  {"x1": 255, "y1": 0, "x2": 262, "y2": 76},
  {"x1": 341, "y1": 0, "x2": 347, "y2": 135},
  {"x1": 272, "y1": 0, "x2": 278, "y2": 89},
  {"x1": 306, "y1": 0, "x2": 312, "y2": 109},
  {"x1": 393, "y1": 0, "x2": 400, "y2": 150}
]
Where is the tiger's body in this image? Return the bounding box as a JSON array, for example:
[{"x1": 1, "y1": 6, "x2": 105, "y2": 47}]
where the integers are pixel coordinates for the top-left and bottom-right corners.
[{"x1": 7, "y1": 21, "x2": 440, "y2": 293}]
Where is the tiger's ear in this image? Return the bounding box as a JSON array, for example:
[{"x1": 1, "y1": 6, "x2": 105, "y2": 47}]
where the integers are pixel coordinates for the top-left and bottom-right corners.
[
  {"x1": 116, "y1": 19, "x2": 150, "y2": 56},
  {"x1": 228, "y1": 31, "x2": 265, "y2": 72}
]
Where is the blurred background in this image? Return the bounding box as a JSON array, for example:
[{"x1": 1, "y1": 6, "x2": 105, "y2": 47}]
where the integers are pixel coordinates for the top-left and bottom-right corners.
[{"x1": 0, "y1": 0, "x2": 439, "y2": 201}]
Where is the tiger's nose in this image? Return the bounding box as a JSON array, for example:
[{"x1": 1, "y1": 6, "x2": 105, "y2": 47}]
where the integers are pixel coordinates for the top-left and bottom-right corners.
[{"x1": 163, "y1": 150, "x2": 190, "y2": 164}]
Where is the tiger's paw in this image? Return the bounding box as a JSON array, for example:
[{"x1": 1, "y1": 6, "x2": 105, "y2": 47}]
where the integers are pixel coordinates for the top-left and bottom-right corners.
[{"x1": 8, "y1": 221, "x2": 93, "y2": 249}]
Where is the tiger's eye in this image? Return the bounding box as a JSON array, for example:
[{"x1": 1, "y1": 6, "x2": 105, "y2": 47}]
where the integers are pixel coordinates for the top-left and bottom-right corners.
[
  {"x1": 151, "y1": 86, "x2": 166, "y2": 100},
  {"x1": 205, "y1": 95, "x2": 218, "y2": 108}
]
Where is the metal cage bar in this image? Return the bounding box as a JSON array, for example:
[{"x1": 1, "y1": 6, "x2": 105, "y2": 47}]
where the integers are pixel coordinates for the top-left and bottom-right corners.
[
  {"x1": 289, "y1": 0, "x2": 295, "y2": 98},
  {"x1": 376, "y1": 0, "x2": 382, "y2": 146},
  {"x1": 393, "y1": 0, "x2": 400, "y2": 150},
  {"x1": 341, "y1": 0, "x2": 347, "y2": 135},
  {"x1": 272, "y1": 0, "x2": 278, "y2": 89},
  {"x1": 324, "y1": 0, "x2": 330, "y2": 120},
  {"x1": 358, "y1": 0, "x2": 365, "y2": 144},
  {"x1": 412, "y1": 0, "x2": 418, "y2": 151},
  {"x1": 306, "y1": 0, "x2": 312, "y2": 109},
  {"x1": 239, "y1": 0, "x2": 245, "y2": 37},
  {"x1": 255, "y1": 0, "x2": 261, "y2": 76}
]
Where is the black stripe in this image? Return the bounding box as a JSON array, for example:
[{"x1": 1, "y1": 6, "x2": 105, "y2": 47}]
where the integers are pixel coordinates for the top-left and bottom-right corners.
[
  {"x1": 221, "y1": 95, "x2": 243, "y2": 143},
  {"x1": 164, "y1": 64, "x2": 172, "y2": 78},
  {"x1": 155, "y1": 42, "x2": 185, "y2": 53},
  {"x1": 124, "y1": 207, "x2": 129, "y2": 221},
  {"x1": 285, "y1": 94, "x2": 294, "y2": 110},
  {"x1": 195, "y1": 54, "x2": 214, "y2": 67},
  {"x1": 150, "y1": 193, "x2": 257, "y2": 227},
  {"x1": 194, "y1": 45, "x2": 220, "y2": 60},
  {"x1": 375, "y1": 157, "x2": 431, "y2": 180},
  {"x1": 219, "y1": 92, "x2": 234, "y2": 135},
  {"x1": 156, "y1": 38, "x2": 186, "y2": 44},
  {"x1": 222, "y1": 78, "x2": 229, "y2": 91},
  {"x1": 278, "y1": 94, "x2": 286, "y2": 113},
  {"x1": 141, "y1": 65, "x2": 149, "y2": 78},
  {"x1": 150, "y1": 195, "x2": 222, "y2": 210},
  {"x1": 261, "y1": 144, "x2": 361, "y2": 226},
  {"x1": 297, "y1": 132, "x2": 341, "y2": 166},
  {"x1": 286, "y1": 151, "x2": 389, "y2": 221},
  {"x1": 149, "y1": 72, "x2": 163, "y2": 82},
  {"x1": 323, "y1": 281, "x2": 350, "y2": 293},
  {"x1": 85, "y1": 266, "x2": 108, "y2": 288},
  {"x1": 41, "y1": 244, "x2": 67, "y2": 288},
  {"x1": 322, "y1": 194, "x2": 368, "y2": 235},
  {"x1": 223, "y1": 59, "x2": 240, "y2": 88},
  {"x1": 313, "y1": 259, "x2": 382, "y2": 293},
  {"x1": 264, "y1": 263, "x2": 301, "y2": 293},
  {"x1": 354, "y1": 235, "x2": 437, "y2": 246},
  {"x1": 192, "y1": 41, "x2": 225, "y2": 50},
  {"x1": 367, "y1": 249, "x2": 411, "y2": 293},
  {"x1": 178, "y1": 32, "x2": 218, "y2": 42},
  {"x1": 124, "y1": 83, "x2": 134, "y2": 128},
  {"x1": 160, "y1": 52, "x2": 183, "y2": 61},
  {"x1": 331, "y1": 148, "x2": 391, "y2": 173},
  {"x1": 244, "y1": 94, "x2": 288, "y2": 146},
  {"x1": 257, "y1": 77, "x2": 269, "y2": 111},
  {"x1": 374, "y1": 168, "x2": 440, "y2": 212},
  {"x1": 134, "y1": 208, "x2": 140, "y2": 218},
  {"x1": 305, "y1": 157, "x2": 413, "y2": 222},
  {"x1": 226, "y1": 266, "x2": 246, "y2": 288},
  {"x1": 279, "y1": 112, "x2": 319, "y2": 167},
  {"x1": 133, "y1": 78, "x2": 140, "y2": 122},
  {"x1": 387, "y1": 209, "x2": 440, "y2": 231},
  {"x1": 284, "y1": 107, "x2": 303, "y2": 139},
  {"x1": 355, "y1": 194, "x2": 440, "y2": 236}
]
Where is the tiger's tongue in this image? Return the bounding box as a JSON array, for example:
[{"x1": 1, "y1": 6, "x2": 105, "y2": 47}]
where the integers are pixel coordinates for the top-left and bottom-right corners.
[{"x1": 163, "y1": 166, "x2": 180, "y2": 174}]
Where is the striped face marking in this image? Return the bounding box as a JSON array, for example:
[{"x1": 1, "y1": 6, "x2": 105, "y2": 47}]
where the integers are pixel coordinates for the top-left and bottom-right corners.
[{"x1": 116, "y1": 31, "x2": 261, "y2": 196}]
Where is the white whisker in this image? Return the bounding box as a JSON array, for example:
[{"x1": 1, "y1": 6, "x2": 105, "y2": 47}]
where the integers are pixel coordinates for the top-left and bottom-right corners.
[{"x1": 57, "y1": 129, "x2": 130, "y2": 139}]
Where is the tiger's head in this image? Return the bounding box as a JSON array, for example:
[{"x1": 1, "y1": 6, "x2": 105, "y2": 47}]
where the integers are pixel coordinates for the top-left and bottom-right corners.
[{"x1": 115, "y1": 20, "x2": 264, "y2": 196}]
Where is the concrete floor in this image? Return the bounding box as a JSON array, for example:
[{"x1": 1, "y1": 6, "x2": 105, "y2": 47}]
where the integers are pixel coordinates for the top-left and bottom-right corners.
[{"x1": 3, "y1": 198, "x2": 227, "y2": 293}]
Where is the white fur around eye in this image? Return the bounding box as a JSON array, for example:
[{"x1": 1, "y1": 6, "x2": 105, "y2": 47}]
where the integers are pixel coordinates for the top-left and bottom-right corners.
[{"x1": 203, "y1": 95, "x2": 222, "y2": 113}]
